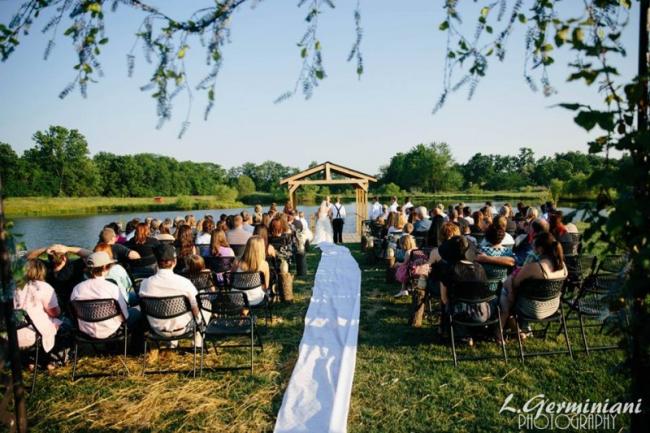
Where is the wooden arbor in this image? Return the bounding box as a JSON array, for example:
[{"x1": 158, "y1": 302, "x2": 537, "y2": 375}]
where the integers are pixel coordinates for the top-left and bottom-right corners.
[{"x1": 280, "y1": 162, "x2": 377, "y2": 235}]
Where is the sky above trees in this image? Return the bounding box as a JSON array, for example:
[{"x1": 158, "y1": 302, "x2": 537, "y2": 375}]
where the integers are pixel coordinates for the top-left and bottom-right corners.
[{"x1": 0, "y1": 0, "x2": 640, "y2": 175}]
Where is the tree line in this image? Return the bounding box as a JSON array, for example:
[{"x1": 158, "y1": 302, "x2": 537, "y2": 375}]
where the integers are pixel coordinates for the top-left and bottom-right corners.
[{"x1": 0, "y1": 126, "x2": 621, "y2": 201}]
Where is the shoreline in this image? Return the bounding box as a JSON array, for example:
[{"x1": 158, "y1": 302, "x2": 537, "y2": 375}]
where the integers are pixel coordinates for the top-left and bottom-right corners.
[{"x1": 4, "y1": 190, "x2": 591, "y2": 218}]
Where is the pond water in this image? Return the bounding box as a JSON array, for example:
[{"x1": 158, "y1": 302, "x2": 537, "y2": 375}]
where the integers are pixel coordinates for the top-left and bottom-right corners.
[{"x1": 10, "y1": 200, "x2": 583, "y2": 250}]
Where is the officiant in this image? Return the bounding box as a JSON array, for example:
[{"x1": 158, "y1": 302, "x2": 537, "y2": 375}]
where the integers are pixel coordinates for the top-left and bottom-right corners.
[{"x1": 331, "y1": 197, "x2": 346, "y2": 244}]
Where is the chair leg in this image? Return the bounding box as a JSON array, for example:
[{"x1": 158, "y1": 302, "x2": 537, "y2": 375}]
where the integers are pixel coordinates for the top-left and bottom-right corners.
[
  {"x1": 578, "y1": 312, "x2": 589, "y2": 355},
  {"x1": 256, "y1": 329, "x2": 264, "y2": 351},
  {"x1": 515, "y1": 317, "x2": 525, "y2": 363},
  {"x1": 200, "y1": 339, "x2": 205, "y2": 377},
  {"x1": 31, "y1": 342, "x2": 39, "y2": 394},
  {"x1": 192, "y1": 331, "x2": 197, "y2": 378},
  {"x1": 560, "y1": 305, "x2": 573, "y2": 360},
  {"x1": 71, "y1": 342, "x2": 79, "y2": 381},
  {"x1": 496, "y1": 306, "x2": 507, "y2": 363},
  {"x1": 141, "y1": 340, "x2": 147, "y2": 376},
  {"x1": 449, "y1": 314, "x2": 458, "y2": 367},
  {"x1": 250, "y1": 322, "x2": 255, "y2": 374}
]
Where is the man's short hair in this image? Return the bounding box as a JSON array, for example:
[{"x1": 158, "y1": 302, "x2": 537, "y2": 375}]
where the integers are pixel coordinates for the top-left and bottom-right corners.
[
  {"x1": 100, "y1": 227, "x2": 116, "y2": 243},
  {"x1": 417, "y1": 206, "x2": 428, "y2": 218},
  {"x1": 233, "y1": 215, "x2": 243, "y2": 226},
  {"x1": 241, "y1": 210, "x2": 250, "y2": 220}
]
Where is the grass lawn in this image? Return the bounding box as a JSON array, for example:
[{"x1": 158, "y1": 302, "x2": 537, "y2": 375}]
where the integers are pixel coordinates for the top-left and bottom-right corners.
[{"x1": 23, "y1": 244, "x2": 628, "y2": 432}]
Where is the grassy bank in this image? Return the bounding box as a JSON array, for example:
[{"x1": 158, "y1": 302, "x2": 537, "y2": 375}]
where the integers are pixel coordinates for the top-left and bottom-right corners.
[
  {"x1": 4, "y1": 196, "x2": 244, "y2": 218},
  {"x1": 22, "y1": 244, "x2": 628, "y2": 432}
]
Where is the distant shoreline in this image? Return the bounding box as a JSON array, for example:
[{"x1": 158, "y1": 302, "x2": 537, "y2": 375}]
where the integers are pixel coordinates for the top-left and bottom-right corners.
[{"x1": 1, "y1": 190, "x2": 590, "y2": 218}]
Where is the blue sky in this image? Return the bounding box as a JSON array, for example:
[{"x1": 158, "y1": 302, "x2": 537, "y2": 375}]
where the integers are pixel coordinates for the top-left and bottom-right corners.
[{"x1": 0, "y1": 0, "x2": 639, "y2": 175}]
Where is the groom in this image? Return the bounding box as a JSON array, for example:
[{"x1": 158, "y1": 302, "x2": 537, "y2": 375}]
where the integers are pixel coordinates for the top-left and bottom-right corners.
[{"x1": 330, "y1": 196, "x2": 346, "y2": 244}]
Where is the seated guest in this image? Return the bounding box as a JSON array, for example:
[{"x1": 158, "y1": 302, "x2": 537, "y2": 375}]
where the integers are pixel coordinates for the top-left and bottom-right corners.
[
  {"x1": 124, "y1": 219, "x2": 139, "y2": 242},
  {"x1": 499, "y1": 206, "x2": 517, "y2": 235},
  {"x1": 549, "y1": 211, "x2": 579, "y2": 255},
  {"x1": 402, "y1": 222, "x2": 414, "y2": 237},
  {"x1": 393, "y1": 234, "x2": 418, "y2": 298},
  {"x1": 241, "y1": 211, "x2": 255, "y2": 234},
  {"x1": 70, "y1": 252, "x2": 139, "y2": 339},
  {"x1": 234, "y1": 236, "x2": 271, "y2": 306},
  {"x1": 269, "y1": 217, "x2": 294, "y2": 262},
  {"x1": 427, "y1": 204, "x2": 446, "y2": 247},
  {"x1": 227, "y1": 215, "x2": 252, "y2": 246},
  {"x1": 127, "y1": 223, "x2": 160, "y2": 278},
  {"x1": 514, "y1": 218, "x2": 549, "y2": 266},
  {"x1": 150, "y1": 219, "x2": 161, "y2": 236},
  {"x1": 499, "y1": 232, "x2": 567, "y2": 332},
  {"x1": 99, "y1": 227, "x2": 140, "y2": 265},
  {"x1": 514, "y1": 202, "x2": 527, "y2": 220},
  {"x1": 489, "y1": 216, "x2": 515, "y2": 247},
  {"x1": 93, "y1": 243, "x2": 137, "y2": 305},
  {"x1": 26, "y1": 243, "x2": 93, "y2": 314},
  {"x1": 387, "y1": 212, "x2": 406, "y2": 235},
  {"x1": 413, "y1": 206, "x2": 431, "y2": 232},
  {"x1": 14, "y1": 260, "x2": 65, "y2": 367},
  {"x1": 428, "y1": 222, "x2": 461, "y2": 265},
  {"x1": 209, "y1": 228, "x2": 235, "y2": 257},
  {"x1": 174, "y1": 224, "x2": 197, "y2": 273},
  {"x1": 439, "y1": 236, "x2": 492, "y2": 343},
  {"x1": 105, "y1": 222, "x2": 127, "y2": 244},
  {"x1": 462, "y1": 207, "x2": 474, "y2": 225},
  {"x1": 156, "y1": 224, "x2": 176, "y2": 243},
  {"x1": 185, "y1": 254, "x2": 216, "y2": 292},
  {"x1": 253, "y1": 204, "x2": 263, "y2": 222},
  {"x1": 195, "y1": 219, "x2": 214, "y2": 245},
  {"x1": 470, "y1": 211, "x2": 485, "y2": 235},
  {"x1": 253, "y1": 225, "x2": 277, "y2": 258},
  {"x1": 476, "y1": 224, "x2": 516, "y2": 277},
  {"x1": 138, "y1": 244, "x2": 203, "y2": 345}
]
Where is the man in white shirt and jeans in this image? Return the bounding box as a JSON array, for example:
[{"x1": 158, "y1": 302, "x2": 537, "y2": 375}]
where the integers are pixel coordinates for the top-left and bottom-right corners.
[
  {"x1": 139, "y1": 244, "x2": 203, "y2": 345},
  {"x1": 369, "y1": 196, "x2": 383, "y2": 221}
]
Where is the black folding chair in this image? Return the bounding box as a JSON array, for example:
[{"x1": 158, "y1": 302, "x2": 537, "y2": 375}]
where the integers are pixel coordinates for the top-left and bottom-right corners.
[
  {"x1": 70, "y1": 299, "x2": 129, "y2": 380},
  {"x1": 204, "y1": 255, "x2": 236, "y2": 289},
  {"x1": 512, "y1": 278, "x2": 573, "y2": 362},
  {"x1": 230, "y1": 244, "x2": 246, "y2": 259},
  {"x1": 481, "y1": 264, "x2": 510, "y2": 295},
  {"x1": 15, "y1": 309, "x2": 42, "y2": 393},
  {"x1": 571, "y1": 273, "x2": 626, "y2": 354},
  {"x1": 230, "y1": 271, "x2": 272, "y2": 326},
  {"x1": 196, "y1": 244, "x2": 211, "y2": 257},
  {"x1": 563, "y1": 254, "x2": 596, "y2": 302},
  {"x1": 139, "y1": 295, "x2": 202, "y2": 377},
  {"x1": 185, "y1": 271, "x2": 216, "y2": 293},
  {"x1": 196, "y1": 291, "x2": 263, "y2": 374},
  {"x1": 448, "y1": 281, "x2": 507, "y2": 367}
]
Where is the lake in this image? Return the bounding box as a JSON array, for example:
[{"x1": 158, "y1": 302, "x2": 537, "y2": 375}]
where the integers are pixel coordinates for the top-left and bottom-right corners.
[{"x1": 10, "y1": 200, "x2": 583, "y2": 250}]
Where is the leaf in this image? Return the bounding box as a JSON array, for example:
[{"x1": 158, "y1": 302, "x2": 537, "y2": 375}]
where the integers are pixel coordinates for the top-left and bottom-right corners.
[
  {"x1": 517, "y1": 13, "x2": 527, "y2": 24},
  {"x1": 557, "y1": 103, "x2": 582, "y2": 111},
  {"x1": 315, "y1": 70, "x2": 325, "y2": 79},
  {"x1": 301, "y1": 47, "x2": 308, "y2": 58},
  {"x1": 177, "y1": 45, "x2": 188, "y2": 59},
  {"x1": 439, "y1": 21, "x2": 449, "y2": 31},
  {"x1": 480, "y1": 7, "x2": 489, "y2": 18}
]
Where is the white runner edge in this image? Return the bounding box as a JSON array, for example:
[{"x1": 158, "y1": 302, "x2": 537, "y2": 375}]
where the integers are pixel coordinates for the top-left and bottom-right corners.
[{"x1": 274, "y1": 242, "x2": 361, "y2": 433}]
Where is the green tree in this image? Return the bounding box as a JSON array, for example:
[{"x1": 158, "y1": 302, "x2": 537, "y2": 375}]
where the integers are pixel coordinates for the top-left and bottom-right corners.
[
  {"x1": 236, "y1": 175, "x2": 256, "y2": 197},
  {"x1": 23, "y1": 126, "x2": 100, "y2": 196}
]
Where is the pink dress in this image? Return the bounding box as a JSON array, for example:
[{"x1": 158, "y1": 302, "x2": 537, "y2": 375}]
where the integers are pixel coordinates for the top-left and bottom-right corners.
[{"x1": 14, "y1": 280, "x2": 62, "y2": 352}]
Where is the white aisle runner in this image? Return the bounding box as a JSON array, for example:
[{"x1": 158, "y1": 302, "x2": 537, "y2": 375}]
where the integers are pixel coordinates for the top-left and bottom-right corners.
[{"x1": 274, "y1": 242, "x2": 361, "y2": 433}]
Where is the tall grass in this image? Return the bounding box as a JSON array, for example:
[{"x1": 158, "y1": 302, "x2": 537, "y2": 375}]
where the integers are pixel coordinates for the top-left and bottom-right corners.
[{"x1": 21, "y1": 244, "x2": 628, "y2": 432}]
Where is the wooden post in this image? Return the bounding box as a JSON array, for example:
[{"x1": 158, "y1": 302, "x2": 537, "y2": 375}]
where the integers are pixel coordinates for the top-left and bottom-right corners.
[{"x1": 0, "y1": 178, "x2": 28, "y2": 433}]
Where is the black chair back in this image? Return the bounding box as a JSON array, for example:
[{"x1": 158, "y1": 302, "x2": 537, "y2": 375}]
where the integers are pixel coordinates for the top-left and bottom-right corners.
[
  {"x1": 204, "y1": 255, "x2": 234, "y2": 273},
  {"x1": 72, "y1": 299, "x2": 123, "y2": 322},
  {"x1": 140, "y1": 295, "x2": 192, "y2": 320},
  {"x1": 14, "y1": 308, "x2": 35, "y2": 331},
  {"x1": 449, "y1": 280, "x2": 495, "y2": 303},
  {"x1": 597, "y1": 254, "x2": 629, "y2": 275},
  {"x1": 186, "y1": 272, "x2": 215, "y2": 292},
  {"x1": 518, "y1": 278, "x2": 566, "y2": 302},
  {"x1": 197, "y1": 291, "x2": 250, "y2": 318},
  {"x1": 230, "y1": 244, "x2": 246, "y2": 259},
  {"x1": 231, "y1": 271, "x2": 263, "y2": 290}
]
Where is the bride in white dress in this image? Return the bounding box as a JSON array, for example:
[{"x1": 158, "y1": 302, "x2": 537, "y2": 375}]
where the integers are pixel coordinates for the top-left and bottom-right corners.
[{"x1": 312, "y1": 200, "x2": 334, "y2": 245}]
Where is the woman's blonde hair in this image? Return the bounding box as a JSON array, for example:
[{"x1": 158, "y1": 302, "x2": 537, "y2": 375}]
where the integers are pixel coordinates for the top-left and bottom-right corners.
[
  {"x1": 24, "y1": 259, "x2": 47, "y2": 284},
  {"x1": 239, "y1": 236, "x2": 266, "y2": 272},
  {"x1": 401, "y1": 235, "x2": 416, "y2": 251},
  {"x1": 396, "y1": 213, "x2": 407, "y2": 230},
  {"x1": 439, "y1": 222, "x2": 461, "y2": 242}
]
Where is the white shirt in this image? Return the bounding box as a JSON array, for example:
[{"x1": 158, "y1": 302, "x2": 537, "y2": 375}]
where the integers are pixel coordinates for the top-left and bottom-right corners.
[
  {"x1": 370, "y1": 202, "x2": 383, "y2": 220},
  {"x1": 71, "y1": 277, "x2": 129, "y2": 339},
  {"x1": 389, "y1": 201, "x2": 399, "y2": 213},
  {"x1": 403, "y1": 202, "x2": 414, "y2": 212},
  {"x1": 243, "y1": 223, "x2": 255, "y2": 234},
  {"x1": 331, "y1": 203, "x2": 346, "y2": 219},
  {"x1": 464, "y1": 216, "x2": 475, "y2": 225},
  {"x1": 14, "y1": 280, "x2": 62, "y2": 352},
  {"x1": 138, "y1": 269, "x2": 199, "y2": 334},
  {"x1": 502, "y1": 233, "x2": 515, "y2": 247},
  {"x1": 195, "y1": 232, "x2": 211, "y2": 245}
]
